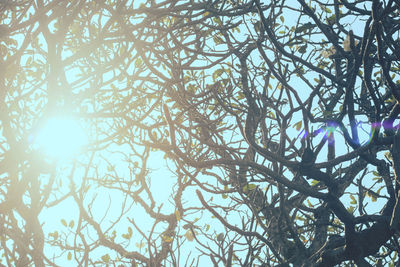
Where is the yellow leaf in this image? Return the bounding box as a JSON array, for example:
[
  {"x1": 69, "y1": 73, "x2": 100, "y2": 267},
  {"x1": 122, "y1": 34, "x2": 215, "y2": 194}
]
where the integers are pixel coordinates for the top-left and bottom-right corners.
[
  {"x1": 343, "y1": 31, "x2": 358, "y2": 52},
  {"x1": 128, "y1": 227, "x2": 133, "y2": 237},
  {"x1": 343, "y1": 33, "x2": 351, "y2": 51},
  {"x1": 122, "y1": 233, "x2": 130, "y2": 239},
  {"x1": 162, "y1": 235, "x2": 173, "y2": 243},
  {"x1": 294, "y1": 121, "x2": 302, "y2": 131},
  {"x1": 175, "y1": 210, "x2": 181, "y2": 221},
  {"x1": 321, "y1": 46, "x2": 336, "y2": 58},
  {"x1": 185, "y1": 230, "x2": 194, "y2": 242},
  {"x1": 136, "y1": 242, "x2": 145, "y2": 248}
]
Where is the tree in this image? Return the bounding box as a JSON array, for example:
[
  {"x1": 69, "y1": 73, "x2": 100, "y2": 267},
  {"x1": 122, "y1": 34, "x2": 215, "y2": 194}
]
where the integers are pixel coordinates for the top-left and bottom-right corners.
[{"x1": 1, "y1": 0, "x2": 400, "y2": 266}]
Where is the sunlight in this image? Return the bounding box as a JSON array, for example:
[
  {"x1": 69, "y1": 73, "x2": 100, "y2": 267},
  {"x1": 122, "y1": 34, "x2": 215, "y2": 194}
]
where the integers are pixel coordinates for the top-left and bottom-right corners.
[{"x1": 35, "y1": 117, "x2": 88, "y2": 159}]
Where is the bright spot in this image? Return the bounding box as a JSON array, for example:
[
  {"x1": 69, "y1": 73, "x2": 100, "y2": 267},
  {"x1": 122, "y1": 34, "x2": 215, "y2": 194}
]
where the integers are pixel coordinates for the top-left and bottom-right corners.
[{"x1": 35, "y1": 117, "x2": 88, "y2": 158}]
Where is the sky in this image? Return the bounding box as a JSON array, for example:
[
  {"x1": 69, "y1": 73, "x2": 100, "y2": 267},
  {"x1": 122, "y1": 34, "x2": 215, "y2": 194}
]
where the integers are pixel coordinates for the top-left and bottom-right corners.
[{"x1": 0, "y1": 0, "x2": 396, "y2": 266}]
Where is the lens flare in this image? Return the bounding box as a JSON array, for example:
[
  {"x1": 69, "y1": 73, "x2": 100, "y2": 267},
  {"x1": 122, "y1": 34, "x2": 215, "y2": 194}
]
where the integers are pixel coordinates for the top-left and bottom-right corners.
[{"x1": 296, "y1": 120, "x2": 399, "y2": 146}]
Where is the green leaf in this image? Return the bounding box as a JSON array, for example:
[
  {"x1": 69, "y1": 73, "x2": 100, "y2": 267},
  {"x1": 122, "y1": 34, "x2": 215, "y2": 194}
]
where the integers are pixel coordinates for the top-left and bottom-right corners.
[
  {"x1": 294, "y1": 22, "x2": 315, "y2": 33},
  {"x1": 69, "y1": 220, "x2": 74, "y2": 228},
  {"x1": 26, "y1": 56, "x2": 32, "y2": 65},
  {"x1": 280, "y1": 16, "x2": 285, "y2": 23},
  {"x1": 61, "y1": 219, "x2": 67, "y2": 227},
  {"x1": 213, "y1": 17, "x2": 222, "y2": 25},
  {"x1": 253, "y1": 21, "x2": 261, "y2": 33},
  {"x1": 347, "y1": 206, "x2": 355, "y2": 214},
  {"x1": 372, "y1": 176, "x2": 383, "y2": 182},
  {"x1": 349, "y1": 194, "x2": 357, "y2": 205},
  {"x1": 326, "y1": 14, "x2": 336, "y2": 24},
  {"x1": 212, "y1": 69, "x2": 224, "y2": 81},
  {"x1": 236, "y1": 92, "x2": 245, "y2": 100},
  {"x1": 213, "y1": 35, "x2": 223, "y2": 44},
  {"x1": 311, "y1": 180, "x2": 319, "y2": 186},
  {"x1": 67, "y1": 252, "x2": 72, "y2": 261},
  {"x1": 107, "y1": 165, "x2": 115, "y2": 172},
  {"x1": 101, "y1": 254, "x2": 110, "y2": 263},
  {"x1": 268, "y1": 111, "x2": 276, "y2": 119},
  {"x1": 232, "y1": 26, "x2": 240, "y2": 33},
  {"x1": 243, "y1": 184, "x2": 257, "y2": 192},
  {"x1": 135, "y1": 57, "x2": 142, "y2": 68}
]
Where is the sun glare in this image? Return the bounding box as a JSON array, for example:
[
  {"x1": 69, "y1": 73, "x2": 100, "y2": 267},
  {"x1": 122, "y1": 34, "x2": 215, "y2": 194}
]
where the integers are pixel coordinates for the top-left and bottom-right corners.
[{"x1": 35, "y1": 117, "x2": 88, "y2": 158}]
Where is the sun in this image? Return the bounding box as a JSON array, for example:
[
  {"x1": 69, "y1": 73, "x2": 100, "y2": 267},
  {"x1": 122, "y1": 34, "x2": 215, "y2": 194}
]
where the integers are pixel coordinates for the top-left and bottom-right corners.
[{"x1": 35, "y1": 116, "x2": 88, "y2": 159}]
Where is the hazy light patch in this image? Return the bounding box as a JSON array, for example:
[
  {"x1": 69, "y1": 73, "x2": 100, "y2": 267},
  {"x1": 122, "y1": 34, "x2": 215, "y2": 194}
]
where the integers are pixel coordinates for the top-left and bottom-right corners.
[{"x1": 35, "y1": 117, "x2": 88, "y2": 159}]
